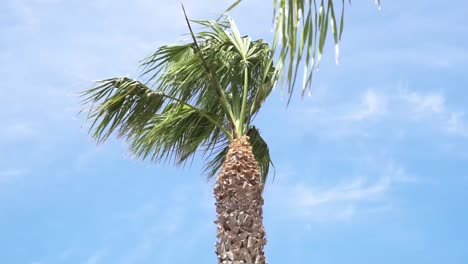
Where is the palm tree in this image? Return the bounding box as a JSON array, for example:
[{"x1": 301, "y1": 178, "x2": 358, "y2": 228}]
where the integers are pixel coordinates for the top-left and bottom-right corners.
[
  {"x1": 226, "y1": 0, "x2": 381, "y2": 100},
  {"x1": 81, "y1": 13, "x2": 276, "y2": 263}
]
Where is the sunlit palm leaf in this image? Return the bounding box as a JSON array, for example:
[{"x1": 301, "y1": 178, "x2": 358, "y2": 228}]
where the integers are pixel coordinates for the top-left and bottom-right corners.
[
  {"x1": 224, "y1": 0, "x2": 381, "y2": 101},
  {"x1": 81, "y1": 77, "x2": 165, "y2": 143},
  {"x1": 142, "y1": 16, "x2": 277, "y2": 134},
  {"x1": 81, "y1": 17, "x2": 276, "y2": 182},
  {"x1": 274, "y1": 0, "x2": 348, "y2": 100},
  {"x1": 81, "y1": 77, "x2": 228, "y2": 165},
  {"x1": 129, "y1": 103, "x2": 225, "y2": 165}
]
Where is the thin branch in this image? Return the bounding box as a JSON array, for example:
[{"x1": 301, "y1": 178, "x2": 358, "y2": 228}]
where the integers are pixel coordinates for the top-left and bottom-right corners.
[
  {"x1": 181, "y1": 4, "x2": 237, "y2": 135},
  {"x1": 238, "y1": 67, "x2": 249, "y2": 136}
]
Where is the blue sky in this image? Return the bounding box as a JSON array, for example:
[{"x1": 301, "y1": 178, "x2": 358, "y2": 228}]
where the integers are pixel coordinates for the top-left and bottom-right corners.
[{"x1": 1, "y1": 0, "x2": 468, "y2": 263}]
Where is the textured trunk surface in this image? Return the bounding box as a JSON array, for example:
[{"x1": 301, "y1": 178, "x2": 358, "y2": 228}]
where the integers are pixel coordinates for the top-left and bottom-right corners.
[{"x1": 214, "y1": 136, "x2": 267, "y2": 264}]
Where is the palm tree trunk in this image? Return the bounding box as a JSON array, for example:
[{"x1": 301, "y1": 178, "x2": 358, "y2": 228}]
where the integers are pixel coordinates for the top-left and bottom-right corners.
[{"x1": 214, "y1": 136, "x2": 267, "y2": 264}]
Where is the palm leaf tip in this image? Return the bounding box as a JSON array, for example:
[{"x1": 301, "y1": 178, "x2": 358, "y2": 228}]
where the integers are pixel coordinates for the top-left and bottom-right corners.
[
  {"x1": 275, "y1": 0, "x2": 351, "y2": 100},
  {"x1": 218, "y1": 0, "x2": 352, "y2": 101},
  {"x1": 80, "y1": 77, "x2": 165, "y2": 143}
]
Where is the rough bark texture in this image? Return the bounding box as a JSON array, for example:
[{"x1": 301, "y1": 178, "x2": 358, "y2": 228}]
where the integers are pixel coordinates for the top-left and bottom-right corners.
[{"x1": 214, "y1": 136, "x2": 267, "y2": 264}]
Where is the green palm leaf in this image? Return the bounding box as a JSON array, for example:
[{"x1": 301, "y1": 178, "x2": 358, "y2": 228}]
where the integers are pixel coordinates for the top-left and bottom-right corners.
[
  {"x1": 224, "y1": 0, "x2": 381, "y2": 101},
  {"x1": 142, "y1": 14, "x2": 278, "y2": 136},
  {"x1": 81, "y1": 16, "x2": 276, "y2": 182}
]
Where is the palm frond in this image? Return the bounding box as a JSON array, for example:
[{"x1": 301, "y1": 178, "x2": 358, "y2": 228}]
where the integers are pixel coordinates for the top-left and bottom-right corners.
[
  {"x1": 202, "y1": 139, "x2": 229, "y2": 180},
  {"x1": 247, "y1": 126, "x2": 274, "y2": 183},
  {"x1": 223, "y1": 0, "x2": 380, "y2": 101},
  {"x1": 80, "y1": 77, "x2": 165, "y2": 143},
  {"x1": 141, "y1": 16, "x2": 277, "y2": 135},
  {"x1": 274, "y1": 0, "x2": 349, "y2": 101},
  {"x1": 129, "y1": 103, "x2": 225, "y2": 165},
  {"x1": 81, "y1": 15, "x2": 277, "y2": 182},
  {"x1": 81, "y1": 77, "x2": 230, "y2": 165}
]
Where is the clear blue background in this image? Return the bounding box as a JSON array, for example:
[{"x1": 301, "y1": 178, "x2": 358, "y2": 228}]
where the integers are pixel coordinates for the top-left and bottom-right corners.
[{"x1": 1, "y1": 0, "x2": 467, "y2": 263}]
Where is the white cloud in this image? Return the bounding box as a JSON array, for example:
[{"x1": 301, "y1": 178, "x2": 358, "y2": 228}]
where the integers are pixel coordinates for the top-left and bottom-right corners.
[
  {"x1": 397, "y1": 89, "x2": 468, "y2": 137},
  {"x1": 295, "y1": 88, "x2": 388, "y2": 124},
  {"x1": 399, "y1": 89, "x2": 445, "y2": 114},
  {"x1": 82, "y1": 251, "x2": 106, "y2": 264},
  {"x1": 299, "y1": 177, "x2": 390, "y2": 221},
  {"x1": 349, "y1": 89, "x2": 386, "y2": 121},
  {"x1": 265, "y1": 159, "x2": 415, "y2": 222},
  {"x1": 267, "y1": 177, "x2": 389, "y2": 222},
  {"x1": 297, "y1": 177, "x2": 388, "y2": 208},
  {"x1": 447, "y1": 112, "x2": 468, "y2": 137},
  {"x1": 0, "y1": 169, "x2": 29, "y2": 184},
  {"x1": 8, "y1": 0, "x2": 39, "y2": 27},
  {"x1": 0, "y1": 169, "x2": 27, "y2": 177},
  {"x1": 287, "y1": 87, "x2": 468, "y2": 140},
  {"x1": 282, "y1": 88, "x2": 389, "y2": 139}
]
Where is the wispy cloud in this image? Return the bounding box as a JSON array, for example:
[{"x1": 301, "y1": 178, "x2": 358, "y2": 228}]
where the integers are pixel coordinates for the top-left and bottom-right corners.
[
  {"x1": 397, "y1": 89, "x2": 468, "y2": 137},
  {"x1": 348, "y1": 89, "x2": 387, "y2": 121},
  {"x1": 447, "y1": 112, "x2": 468, "y2": 137},
  {"x1": 82, "y1": 250, "x2": 106, "y2": 264},
  {"x1": 0, "y1": 169, "x2": 28, "y2": 177},
  {"x1": 399, "y1": 89, "x2": 445, "y2": 114},
  {"x1": 56, "y1": 248, "x2": 76, "y2": 262},
  {"x1": 287, "y1": 87, "x2": 468, "y2": 140},
  {"x1": 8, "y1": 0, "x2": 39, "y2": 27},
  {"x1": 282, "y1": 88, "x2": 389, "y2": 139},
  {"x1": 0, "y1": 169, "x2": 29, "y2": 184},
  {"x1": 266, "y1": 177, "x2": 389, "y2": 222},
  {"x1": 265, "y1": 158, "x2": 416, "y2": 222}
]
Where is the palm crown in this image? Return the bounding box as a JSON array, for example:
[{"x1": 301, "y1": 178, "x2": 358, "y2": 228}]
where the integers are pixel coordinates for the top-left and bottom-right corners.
[{"x1": 81, "y1": 15, "x2": 276, "y2": 182}]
